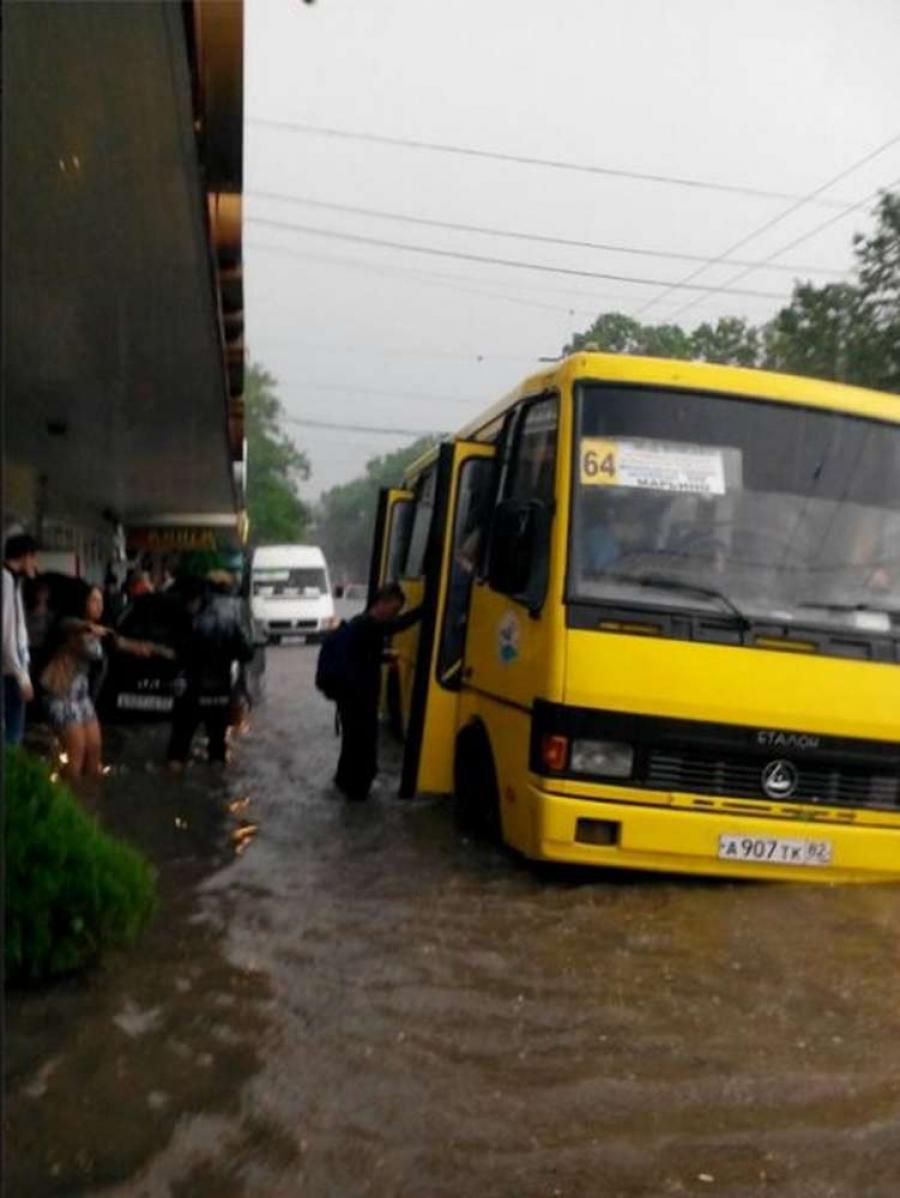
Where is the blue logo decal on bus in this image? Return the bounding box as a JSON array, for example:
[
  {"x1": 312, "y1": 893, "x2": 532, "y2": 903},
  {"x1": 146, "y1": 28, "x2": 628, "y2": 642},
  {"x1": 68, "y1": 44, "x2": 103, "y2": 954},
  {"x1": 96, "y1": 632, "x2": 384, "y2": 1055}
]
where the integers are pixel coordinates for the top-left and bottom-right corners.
[{"x1": 498, "y1": 612, "x2": 521, "y2": 664}]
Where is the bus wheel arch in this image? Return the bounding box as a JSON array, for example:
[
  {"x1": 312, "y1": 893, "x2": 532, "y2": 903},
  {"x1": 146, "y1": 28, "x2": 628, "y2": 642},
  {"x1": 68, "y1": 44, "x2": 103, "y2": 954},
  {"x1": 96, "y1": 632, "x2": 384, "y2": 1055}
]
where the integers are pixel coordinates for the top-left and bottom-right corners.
[{"x1": 454, "y1": 720, "x2": 501, "y2": 842}]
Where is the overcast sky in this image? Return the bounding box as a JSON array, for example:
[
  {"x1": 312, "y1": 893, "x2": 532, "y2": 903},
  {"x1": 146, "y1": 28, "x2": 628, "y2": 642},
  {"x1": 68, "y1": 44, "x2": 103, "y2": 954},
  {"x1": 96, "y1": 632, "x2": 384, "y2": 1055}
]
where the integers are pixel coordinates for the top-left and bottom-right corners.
[{"x1": 243, "y1": 0, "x2": 900, "y2": 500}]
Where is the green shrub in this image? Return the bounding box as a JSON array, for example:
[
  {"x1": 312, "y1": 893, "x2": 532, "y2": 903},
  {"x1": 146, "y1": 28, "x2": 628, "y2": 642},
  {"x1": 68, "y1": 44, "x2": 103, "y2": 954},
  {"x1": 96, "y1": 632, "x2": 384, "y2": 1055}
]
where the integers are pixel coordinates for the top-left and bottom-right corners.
[{"x1": 4, "y1": 747, "x2": 157, "y2": 984}]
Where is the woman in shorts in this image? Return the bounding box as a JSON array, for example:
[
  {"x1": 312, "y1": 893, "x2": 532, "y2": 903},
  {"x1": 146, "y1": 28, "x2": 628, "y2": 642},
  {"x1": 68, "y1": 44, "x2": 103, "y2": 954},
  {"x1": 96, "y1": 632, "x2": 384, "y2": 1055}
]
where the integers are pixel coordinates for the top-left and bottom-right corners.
[{"x1": 40, "y1": 582, "x2": 169, "y2": 781}]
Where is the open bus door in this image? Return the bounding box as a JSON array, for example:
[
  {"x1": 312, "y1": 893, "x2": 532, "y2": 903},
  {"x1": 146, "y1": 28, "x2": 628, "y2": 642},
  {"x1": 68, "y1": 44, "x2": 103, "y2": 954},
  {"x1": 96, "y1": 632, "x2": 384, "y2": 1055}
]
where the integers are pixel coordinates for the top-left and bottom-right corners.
[
  {"x1": 367, "y1": 486, "x2": 414, "y2": 603},
  {"x1": 400, "y1": 440, "x2": 496, "y2": 798}
]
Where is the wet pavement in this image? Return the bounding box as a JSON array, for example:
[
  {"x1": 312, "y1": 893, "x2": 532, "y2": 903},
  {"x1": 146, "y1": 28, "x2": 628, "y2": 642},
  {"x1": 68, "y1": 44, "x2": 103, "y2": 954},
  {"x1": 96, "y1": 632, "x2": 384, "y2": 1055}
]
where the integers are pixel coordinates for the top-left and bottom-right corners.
[{"x1": 6, "y1": 648, "x2": 900, "y2": 1197}]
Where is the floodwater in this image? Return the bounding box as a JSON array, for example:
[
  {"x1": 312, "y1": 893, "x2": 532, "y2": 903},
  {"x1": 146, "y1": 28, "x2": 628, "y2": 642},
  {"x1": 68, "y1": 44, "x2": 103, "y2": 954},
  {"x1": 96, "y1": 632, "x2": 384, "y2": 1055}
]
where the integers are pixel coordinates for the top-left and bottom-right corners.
[{"x1": 6, "y1": 650, "x2": 900, "y2": 1198}]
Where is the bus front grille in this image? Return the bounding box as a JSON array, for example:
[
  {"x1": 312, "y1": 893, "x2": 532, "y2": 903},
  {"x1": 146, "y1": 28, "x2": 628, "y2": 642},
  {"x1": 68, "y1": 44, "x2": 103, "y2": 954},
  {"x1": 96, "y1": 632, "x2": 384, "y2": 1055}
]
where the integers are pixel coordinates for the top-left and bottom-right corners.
[{"x1": 645, "y1": 751, "x2": 900, "y2": 812}]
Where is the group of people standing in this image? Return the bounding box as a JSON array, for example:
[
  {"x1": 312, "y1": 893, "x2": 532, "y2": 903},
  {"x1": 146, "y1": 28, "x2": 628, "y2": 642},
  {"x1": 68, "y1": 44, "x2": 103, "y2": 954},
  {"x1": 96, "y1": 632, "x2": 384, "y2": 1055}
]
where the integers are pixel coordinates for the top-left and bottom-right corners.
[{"x1": 2, "y1": 534, "x2": 253, "y2": 783}]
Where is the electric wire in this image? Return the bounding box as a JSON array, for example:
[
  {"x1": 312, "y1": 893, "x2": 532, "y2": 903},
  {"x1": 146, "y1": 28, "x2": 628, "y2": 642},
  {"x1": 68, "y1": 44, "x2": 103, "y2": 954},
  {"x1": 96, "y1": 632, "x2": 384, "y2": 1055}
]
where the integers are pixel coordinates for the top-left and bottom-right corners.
[
  {"x1": 277, "y1": 379, "x2": 479, "y2": 405},
  {"x1": 246, "y1": 237, "x2": 781, "y2": 324},
  {"x1": 247, "y1": 189, "x2": 846, "y2": 278},
  {"x1": 636, "y1": 132, "x2": 900, "y2": 317},
  {"x1": 249, "y1": 215, "x2": 788, "y2": 300},
  {"x1": 245, "y1": 239, "x2": 597, "y2": 317},
  {"x1": 248, "y1": 117, "x2": 858, "y2": 211},
  {"x1": 283, "y1": 414, "x2": 440, "y2": 438},
  {"x1": 666, "y1": 175, "x2": 900, "y2": 322}
]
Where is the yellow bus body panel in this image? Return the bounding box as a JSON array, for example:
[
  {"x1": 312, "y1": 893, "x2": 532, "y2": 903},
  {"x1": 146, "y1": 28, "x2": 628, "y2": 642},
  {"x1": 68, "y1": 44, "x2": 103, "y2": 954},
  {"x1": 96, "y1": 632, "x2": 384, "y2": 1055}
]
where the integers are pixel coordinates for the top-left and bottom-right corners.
[
  {"x1": 530, "y1": 787, "x2": 900, "y2": 882},
  {"x1": 564, "y1": 631, "x2": 900, "y2": 742},
  {"x1": 392, "y1": 575, "x2": 425, "y2": 728},
  {"x1": 395, "y1": 353, "x2": 900, "y2": 881}
]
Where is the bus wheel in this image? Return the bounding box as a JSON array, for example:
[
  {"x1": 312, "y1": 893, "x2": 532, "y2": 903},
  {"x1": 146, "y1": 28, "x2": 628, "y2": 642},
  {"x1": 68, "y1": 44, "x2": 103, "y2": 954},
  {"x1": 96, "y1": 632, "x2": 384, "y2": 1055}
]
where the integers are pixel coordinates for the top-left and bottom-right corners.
[
  {"x1": 454, "y1": 725, "x2": 501, "y2": 843},
  {"x1": 387, "y1": 668, "x2": 404, "y2": 741},
  {"x1": 268, "y1": 634, "x2": 282, "y2": 646}
]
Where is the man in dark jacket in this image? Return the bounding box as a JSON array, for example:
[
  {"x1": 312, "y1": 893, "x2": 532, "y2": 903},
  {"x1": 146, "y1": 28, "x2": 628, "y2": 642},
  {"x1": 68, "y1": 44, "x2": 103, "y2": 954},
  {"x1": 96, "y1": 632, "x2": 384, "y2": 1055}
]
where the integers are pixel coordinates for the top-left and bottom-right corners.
[
  {"x1": 335, "y1": 582, "x2": 421, "y2": 800},
  {"x1": 167, "y1": 578, "x2": 253, "y2": 770}
]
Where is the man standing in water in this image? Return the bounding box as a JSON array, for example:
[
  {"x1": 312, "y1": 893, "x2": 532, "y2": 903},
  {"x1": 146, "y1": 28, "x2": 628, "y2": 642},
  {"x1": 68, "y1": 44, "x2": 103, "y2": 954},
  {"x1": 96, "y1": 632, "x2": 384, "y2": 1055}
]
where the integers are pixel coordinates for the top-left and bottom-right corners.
[
  {"x1": 329, "y1": 583, "x2": 421, "y2": 801},
  {"x1": 167, "y1": 577, "x2": 253, "y2": 771}
]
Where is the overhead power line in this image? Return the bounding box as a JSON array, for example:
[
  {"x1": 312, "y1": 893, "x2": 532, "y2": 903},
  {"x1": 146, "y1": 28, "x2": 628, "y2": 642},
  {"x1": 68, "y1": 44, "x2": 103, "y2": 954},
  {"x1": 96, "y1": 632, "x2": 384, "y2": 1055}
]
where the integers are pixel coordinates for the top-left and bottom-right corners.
[
  {"x1": 246, "y1": 237, "x2": 779, "y2": 323},
  {"x1": 245, "y1": 239, "x2": 599, "y2": 318},
  {"x1": 248, "y1": 190, "x2": 845, "y2": 278},
  {"x1": 278, "y1": 378, "x2": 478, "y2": 405},
  {"x1": 666, "y1": 175, "x2": 900, "y2": 322},
  {"x1": 284, "y1": 414, "x2": 439, "y2": 438},
  {"x1": 248, "y1": 215, "x2": 787, "y2": 300},
  {"x1": 249, "y1": 117, "x2": 857, "y2": 211},
  {"x1": 637, "y1": 131, "x2": 900, "y2": 316}
]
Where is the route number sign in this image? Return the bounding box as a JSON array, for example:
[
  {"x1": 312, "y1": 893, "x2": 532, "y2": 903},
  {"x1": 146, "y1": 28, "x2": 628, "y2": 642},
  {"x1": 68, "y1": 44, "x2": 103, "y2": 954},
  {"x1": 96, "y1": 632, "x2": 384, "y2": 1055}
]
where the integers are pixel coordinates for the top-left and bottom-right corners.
[{"x1": 579, "y1": 438, "x2": 727, "y2": 496}]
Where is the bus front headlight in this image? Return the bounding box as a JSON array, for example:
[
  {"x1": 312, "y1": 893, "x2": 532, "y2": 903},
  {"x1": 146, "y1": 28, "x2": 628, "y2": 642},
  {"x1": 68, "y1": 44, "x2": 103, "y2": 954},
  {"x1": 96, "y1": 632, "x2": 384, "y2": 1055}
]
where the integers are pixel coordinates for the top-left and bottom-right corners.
[{"x1": 570, "y1": 739, "x2": 634, "y2": 779}]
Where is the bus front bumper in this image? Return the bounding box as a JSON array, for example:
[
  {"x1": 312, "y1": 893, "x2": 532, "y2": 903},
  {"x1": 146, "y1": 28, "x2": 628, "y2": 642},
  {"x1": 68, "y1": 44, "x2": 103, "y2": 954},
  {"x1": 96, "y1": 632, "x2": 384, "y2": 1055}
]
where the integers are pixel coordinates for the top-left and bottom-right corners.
[{"x1": 529, "y1": 785, "x2": 900, "y2": 883}]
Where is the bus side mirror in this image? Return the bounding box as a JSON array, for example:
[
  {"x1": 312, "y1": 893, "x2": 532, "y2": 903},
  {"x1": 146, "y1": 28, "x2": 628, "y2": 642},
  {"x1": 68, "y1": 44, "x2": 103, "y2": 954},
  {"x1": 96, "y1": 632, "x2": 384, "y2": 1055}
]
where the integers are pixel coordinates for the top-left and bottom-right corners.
[{"x1": 488, "y1": 499, "x2": 537, "y2": 597}]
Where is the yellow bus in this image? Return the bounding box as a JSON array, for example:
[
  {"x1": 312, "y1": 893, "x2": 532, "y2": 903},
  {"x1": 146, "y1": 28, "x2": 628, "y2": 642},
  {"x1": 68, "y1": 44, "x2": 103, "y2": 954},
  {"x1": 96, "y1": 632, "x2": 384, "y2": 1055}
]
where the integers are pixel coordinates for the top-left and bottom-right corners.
[{"x1": 368, "y1": 352, "x2": 900, "y2": 882}]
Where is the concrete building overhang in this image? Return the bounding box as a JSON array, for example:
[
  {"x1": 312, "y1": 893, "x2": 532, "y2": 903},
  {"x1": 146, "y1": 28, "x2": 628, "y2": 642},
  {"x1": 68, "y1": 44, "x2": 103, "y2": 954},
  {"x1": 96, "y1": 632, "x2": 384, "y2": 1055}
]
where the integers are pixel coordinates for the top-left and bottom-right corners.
[{"x1": 4, "y1": 0, "x2": 245, "y2": 529}]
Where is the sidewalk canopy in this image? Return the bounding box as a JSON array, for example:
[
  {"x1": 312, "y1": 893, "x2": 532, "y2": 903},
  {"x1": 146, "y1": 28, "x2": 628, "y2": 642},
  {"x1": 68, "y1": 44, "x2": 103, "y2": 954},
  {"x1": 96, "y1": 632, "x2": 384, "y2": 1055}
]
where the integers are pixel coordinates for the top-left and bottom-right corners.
[{"x1": 4, "y1": 0, "x2": 244, "y2": 528}]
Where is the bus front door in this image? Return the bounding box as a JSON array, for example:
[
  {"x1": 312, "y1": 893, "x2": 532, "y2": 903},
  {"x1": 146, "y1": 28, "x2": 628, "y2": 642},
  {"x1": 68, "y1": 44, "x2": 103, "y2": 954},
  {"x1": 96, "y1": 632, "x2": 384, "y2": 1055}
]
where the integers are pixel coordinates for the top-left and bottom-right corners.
[
  {"x1": 367, "y1": 487, "x2": 414, "y2": 603},
  {"x1": 400, "y1": 441, "x2": 496, "y2": 798}
]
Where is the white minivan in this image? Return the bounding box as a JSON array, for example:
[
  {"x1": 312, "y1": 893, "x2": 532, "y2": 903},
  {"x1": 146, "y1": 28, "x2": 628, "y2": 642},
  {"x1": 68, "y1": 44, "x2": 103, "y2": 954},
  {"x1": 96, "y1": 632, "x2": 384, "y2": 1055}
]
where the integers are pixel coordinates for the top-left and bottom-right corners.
[{"x1": 251, "y1": 545, "x2": 337, "y2": 644}]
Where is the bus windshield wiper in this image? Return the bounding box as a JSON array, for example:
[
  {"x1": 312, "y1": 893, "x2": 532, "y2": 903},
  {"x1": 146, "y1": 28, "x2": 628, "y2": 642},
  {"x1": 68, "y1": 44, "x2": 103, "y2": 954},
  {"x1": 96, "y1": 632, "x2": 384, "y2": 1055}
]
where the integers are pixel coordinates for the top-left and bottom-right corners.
[{"x1": 604, "y1": 572, "x2": 749, "y2": 627}]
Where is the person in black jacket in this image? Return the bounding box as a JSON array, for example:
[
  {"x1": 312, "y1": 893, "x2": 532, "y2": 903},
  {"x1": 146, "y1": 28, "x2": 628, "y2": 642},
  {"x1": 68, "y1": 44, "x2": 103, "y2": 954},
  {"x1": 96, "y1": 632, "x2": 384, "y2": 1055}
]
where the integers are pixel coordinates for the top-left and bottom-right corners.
[
  {"x1": 334, "y1": 582, "x2": 421, "y2": 800},
  {"x1": 167, "y1": 577, "x2": 253, "y2": 770}
]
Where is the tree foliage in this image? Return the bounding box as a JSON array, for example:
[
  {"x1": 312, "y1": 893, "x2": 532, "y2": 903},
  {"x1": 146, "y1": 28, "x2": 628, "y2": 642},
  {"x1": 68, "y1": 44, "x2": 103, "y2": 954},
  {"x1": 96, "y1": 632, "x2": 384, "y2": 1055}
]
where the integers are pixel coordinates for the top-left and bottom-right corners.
[
  {"x1": 565, "y1": 190, "x2": 900, "y2": 392},
  {"x1": 245, "y1": 362, "x2": 311, "y2": 545},
  {"x1": 316, "y1": 437, "x2": 438, "y2": 582}
]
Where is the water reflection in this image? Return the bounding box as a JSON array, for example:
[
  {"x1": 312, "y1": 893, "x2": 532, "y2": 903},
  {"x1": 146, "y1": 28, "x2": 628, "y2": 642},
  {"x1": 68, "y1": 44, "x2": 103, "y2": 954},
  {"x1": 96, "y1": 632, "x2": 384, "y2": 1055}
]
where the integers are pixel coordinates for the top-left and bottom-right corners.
[{"x1": 7, "y1": 655, "x2": 900, "y2": 1198}]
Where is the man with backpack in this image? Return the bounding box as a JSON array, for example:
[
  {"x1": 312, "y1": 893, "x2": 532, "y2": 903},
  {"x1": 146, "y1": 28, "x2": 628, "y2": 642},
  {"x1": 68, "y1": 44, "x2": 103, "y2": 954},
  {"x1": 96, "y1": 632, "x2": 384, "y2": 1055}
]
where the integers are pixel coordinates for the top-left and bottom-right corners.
[
  {"x1": 317, "y1": 582, "x2": 421, "y2": 801},
  {"x1": 167, "y1": 577, "x2": 254, "y2": 771}
]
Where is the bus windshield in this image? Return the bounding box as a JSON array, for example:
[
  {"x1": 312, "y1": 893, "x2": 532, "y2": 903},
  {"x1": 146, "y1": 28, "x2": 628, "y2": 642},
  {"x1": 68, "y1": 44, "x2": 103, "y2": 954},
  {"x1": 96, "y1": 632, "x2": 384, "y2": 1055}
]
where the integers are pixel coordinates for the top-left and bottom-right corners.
[
  {"x1": 569, "y1": 385, "x2": 900, "y2": 632},
  {"x1": 253, "y1": 567, "x2": 327, "y2": 597}
]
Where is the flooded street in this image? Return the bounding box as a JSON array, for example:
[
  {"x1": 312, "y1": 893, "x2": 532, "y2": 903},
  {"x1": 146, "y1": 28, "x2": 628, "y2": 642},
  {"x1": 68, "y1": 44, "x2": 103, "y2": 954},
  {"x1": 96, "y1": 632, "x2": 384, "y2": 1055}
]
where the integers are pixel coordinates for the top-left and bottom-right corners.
[{"x1": 7, "y1": 648, "x2": 900, "y2": 1198}]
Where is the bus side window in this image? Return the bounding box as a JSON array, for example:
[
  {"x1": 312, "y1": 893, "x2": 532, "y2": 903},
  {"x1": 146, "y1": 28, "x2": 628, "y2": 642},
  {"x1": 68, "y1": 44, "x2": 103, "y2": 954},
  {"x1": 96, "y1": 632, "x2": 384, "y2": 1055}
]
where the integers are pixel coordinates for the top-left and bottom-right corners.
[
  {"x1": 385, "y1": 500, "x2": 414, "y2": 583},
  {"x1": 438, "y1": 457, "x2": 495, "y2": 683},
  {"x1": 507, "y1": 398, "x2": 557, "y2": 505},
  {"x1": 487, "y1": 397, "x2": 557, "y2": 606},
  {"x1": 403, "y1": 466, "x2": 436, "y2": 578}
]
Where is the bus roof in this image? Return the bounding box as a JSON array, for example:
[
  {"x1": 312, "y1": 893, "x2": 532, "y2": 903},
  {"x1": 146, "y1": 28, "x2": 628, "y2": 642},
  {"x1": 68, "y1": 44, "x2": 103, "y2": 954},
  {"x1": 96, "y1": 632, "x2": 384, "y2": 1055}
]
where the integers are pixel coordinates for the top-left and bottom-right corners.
[
  {"x1": 457, "y1": 352, "x2": 900, "y2": 440},
  {"x1": 400, "y1": 352, "x2": 900, "y2": 486}
]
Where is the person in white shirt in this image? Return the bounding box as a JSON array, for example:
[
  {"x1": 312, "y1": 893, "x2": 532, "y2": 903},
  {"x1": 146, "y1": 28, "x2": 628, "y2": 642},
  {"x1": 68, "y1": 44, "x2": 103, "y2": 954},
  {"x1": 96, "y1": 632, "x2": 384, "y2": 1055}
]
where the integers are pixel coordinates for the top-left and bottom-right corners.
[{"x1": 3, "y1": 533, "x2": 39, "y2": 746}]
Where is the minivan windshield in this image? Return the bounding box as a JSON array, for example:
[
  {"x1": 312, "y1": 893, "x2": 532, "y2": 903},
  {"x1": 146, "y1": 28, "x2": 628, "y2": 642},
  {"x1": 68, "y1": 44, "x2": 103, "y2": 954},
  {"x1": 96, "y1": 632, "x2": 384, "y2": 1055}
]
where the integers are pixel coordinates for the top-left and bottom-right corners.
[
  {"x1": 253, "y1": 567, "x2": 328, "y2": 597},
  {"x1": 569, "y1": 384, "x2": 900, "y2": 633}
]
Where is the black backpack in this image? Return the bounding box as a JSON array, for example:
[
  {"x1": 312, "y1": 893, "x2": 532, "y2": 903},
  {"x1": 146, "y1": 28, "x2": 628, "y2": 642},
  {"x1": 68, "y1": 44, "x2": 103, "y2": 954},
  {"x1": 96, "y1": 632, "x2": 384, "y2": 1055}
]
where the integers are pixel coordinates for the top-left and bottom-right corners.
[{"x1": 315, "y1": 621, "x2": 354, "y2": 701}]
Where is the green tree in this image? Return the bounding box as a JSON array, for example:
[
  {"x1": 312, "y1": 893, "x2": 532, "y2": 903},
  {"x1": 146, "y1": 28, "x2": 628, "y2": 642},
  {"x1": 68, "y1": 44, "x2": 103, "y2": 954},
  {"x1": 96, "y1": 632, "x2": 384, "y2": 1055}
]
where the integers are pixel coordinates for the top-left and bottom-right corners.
[
  {"x1": 245, "y1": 362, "x2": 312, "y2": 544},
  {"x1": 690, "y1": 316, "x2": 762, "y2": 366},
  {"x1": 566, "y1": 313, "x2": 692, "y2": 358},
  {"x1": 765, "y1": 282, "x2": 861, "y2": 382},
  {"x1": 562, "y1": 190, "x2": 900, "y2": 393},
  {"x1": 317, "y1": 436, "x2": 437, "y2": 582},
  {"x1": 769, "y1": 192, "x2": 900, "y2": 391}
]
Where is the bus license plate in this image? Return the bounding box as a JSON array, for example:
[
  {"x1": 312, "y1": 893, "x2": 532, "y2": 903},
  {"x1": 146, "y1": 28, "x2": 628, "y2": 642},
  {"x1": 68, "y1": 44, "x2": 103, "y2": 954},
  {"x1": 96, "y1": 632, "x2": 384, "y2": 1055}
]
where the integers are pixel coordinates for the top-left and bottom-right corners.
[{"x1": 717, "y1": 833, "x2": 832, "y2": 868}]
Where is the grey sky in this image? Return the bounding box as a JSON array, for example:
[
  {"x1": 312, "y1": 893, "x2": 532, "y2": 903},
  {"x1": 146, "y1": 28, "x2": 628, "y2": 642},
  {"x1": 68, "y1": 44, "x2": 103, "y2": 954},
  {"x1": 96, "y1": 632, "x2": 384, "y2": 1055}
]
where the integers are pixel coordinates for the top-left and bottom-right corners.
[{"x1": 244, "y1": 0, "x2": 900, "y2": 500}]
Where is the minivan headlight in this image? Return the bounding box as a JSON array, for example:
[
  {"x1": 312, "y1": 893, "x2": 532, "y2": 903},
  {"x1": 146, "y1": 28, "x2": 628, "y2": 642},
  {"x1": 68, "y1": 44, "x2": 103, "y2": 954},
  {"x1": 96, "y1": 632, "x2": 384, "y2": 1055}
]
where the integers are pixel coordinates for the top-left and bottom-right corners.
[{"x1": 570, "y1": 739, "x2": 634, "y2": 778}]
